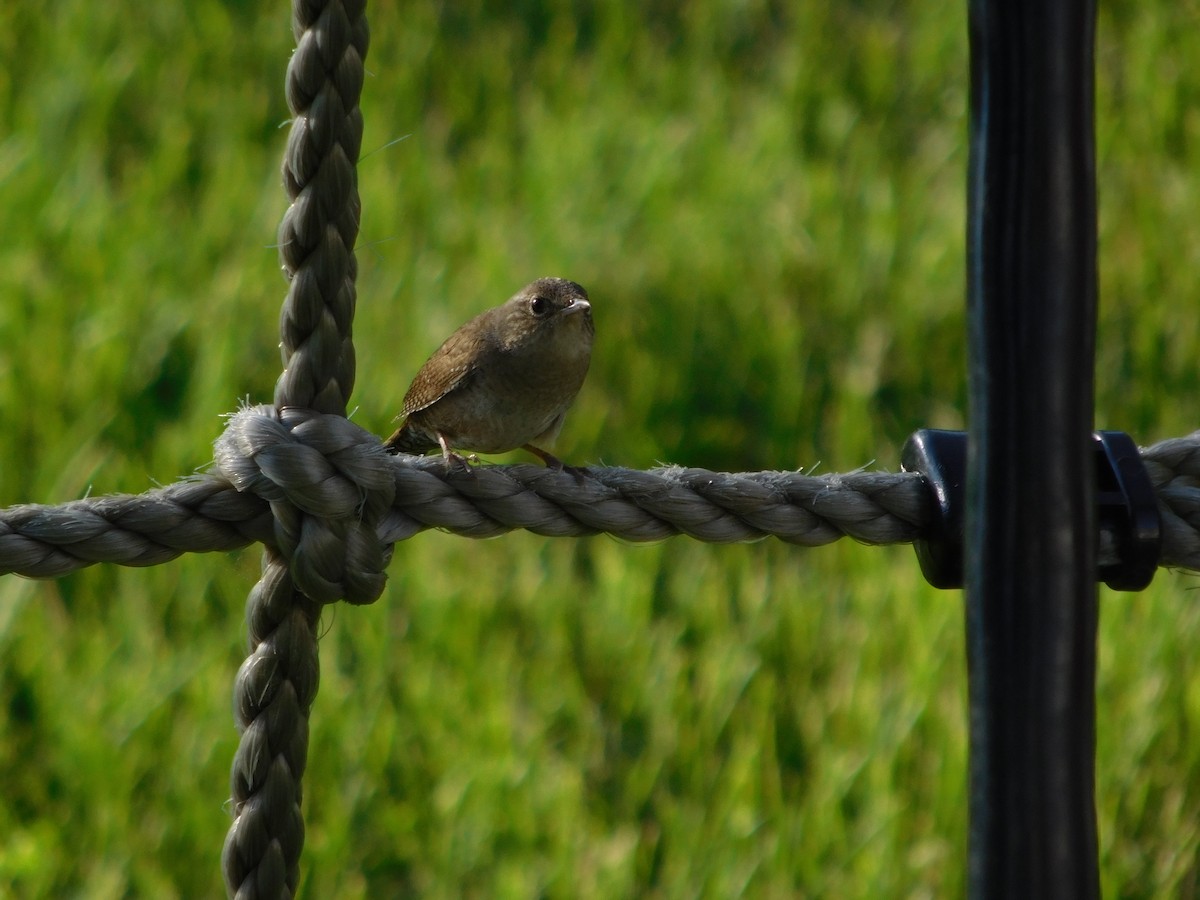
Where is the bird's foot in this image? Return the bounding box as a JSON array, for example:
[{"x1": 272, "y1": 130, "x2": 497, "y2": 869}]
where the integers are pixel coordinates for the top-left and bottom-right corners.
[
  {"x1": 442, "y1": 451, "x2": 475, "y2": 476},
  {"x1": 522, "y1": 444, "x2": 589, "y2": 482},
  {"x1": 436, "y1": 433, "x2": 476, "y2": 477},
  {"x1": 561, "y1": 464, "x2": 589, "y2": 483}
]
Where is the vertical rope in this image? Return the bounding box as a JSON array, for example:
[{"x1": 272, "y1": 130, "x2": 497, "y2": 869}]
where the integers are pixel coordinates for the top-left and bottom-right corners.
[
  {"x1": 222, "y1": 2, "x2": 369, "y2": 896},
  {"x1": 275, "y1": 0, "x2": 369, "y2": 417}
]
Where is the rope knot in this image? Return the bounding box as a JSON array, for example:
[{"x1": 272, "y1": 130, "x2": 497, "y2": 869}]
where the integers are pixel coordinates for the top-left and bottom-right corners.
[{"x1": 214, "y1": 404, "x2": 394, "y2": 605}]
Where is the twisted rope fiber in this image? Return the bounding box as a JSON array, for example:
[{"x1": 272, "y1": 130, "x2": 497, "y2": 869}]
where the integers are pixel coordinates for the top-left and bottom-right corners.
[
  {"x1": 1140, "y1": 433, "x2": 1200, "y2": 571},
  {"x1": 221, "y1": 1, "x2": 370, "y2": 897},
  {"x1": 5, "y1": 413, "x2": 1200, "y2": 578}
]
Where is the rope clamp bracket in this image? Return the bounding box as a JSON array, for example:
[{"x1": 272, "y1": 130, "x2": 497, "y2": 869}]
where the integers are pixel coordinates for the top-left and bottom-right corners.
[{"x1": 901, "y1": 428, "x2": 1161, "y2": 592}]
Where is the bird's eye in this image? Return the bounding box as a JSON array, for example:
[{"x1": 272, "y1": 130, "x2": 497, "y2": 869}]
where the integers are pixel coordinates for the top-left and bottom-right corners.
[{"x1": 529, "y1": 296, "x2": 550, "y2": 316}]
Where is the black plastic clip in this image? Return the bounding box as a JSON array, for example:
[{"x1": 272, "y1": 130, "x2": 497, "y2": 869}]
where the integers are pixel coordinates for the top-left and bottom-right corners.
[
  {"x1": 900, "y1": 428, "x2": 1161, "y2": 591},
  {"x1": 1093, "y1": 430, "x2": 1160, "y2": 591},
  {"x1": 901, "y1": 429, "x2": 967, "y2": 589}
]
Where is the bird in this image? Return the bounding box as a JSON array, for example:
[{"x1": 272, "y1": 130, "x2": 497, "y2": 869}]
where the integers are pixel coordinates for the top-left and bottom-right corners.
[{"x1": 383, "y1": 277, "x2": 594, "y2": 473}]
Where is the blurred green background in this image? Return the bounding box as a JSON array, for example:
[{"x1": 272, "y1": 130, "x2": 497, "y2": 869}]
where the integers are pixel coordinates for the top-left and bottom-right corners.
[{"x1": 2, "y1": 1, "x2": 1199, "y2": 896}]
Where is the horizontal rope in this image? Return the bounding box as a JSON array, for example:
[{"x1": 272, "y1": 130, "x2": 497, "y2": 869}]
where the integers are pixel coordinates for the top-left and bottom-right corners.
[
  {"x1": 0, "y1": 464, "x2": 927, "y2": 579},
  {"x1": 2, "y1": 412, "x2": 1199, "y2": 581},
  {"x1": 378, "y1": 461, "x2": 927, "y2": 544},
  {"x1": 1139, "y1": 433, "x2": 1200, "y2": 575},
  {"x1": 0, "y1": 479, "x2": 274, "y2": 577}
]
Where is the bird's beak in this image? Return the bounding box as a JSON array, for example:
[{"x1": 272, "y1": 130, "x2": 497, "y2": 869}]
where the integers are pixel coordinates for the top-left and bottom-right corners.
[{"x1": 562, "y1": 298, "x2": 591, "y2": 315}]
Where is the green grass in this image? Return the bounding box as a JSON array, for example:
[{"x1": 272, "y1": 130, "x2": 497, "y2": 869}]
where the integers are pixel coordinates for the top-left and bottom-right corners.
[{"x1": 1, "y1": 1, "x2": 1199, "y2": 896}]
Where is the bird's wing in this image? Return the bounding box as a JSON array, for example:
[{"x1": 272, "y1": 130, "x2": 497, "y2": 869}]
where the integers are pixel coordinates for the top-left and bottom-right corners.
[{"x1": 401, "y1": 317, "x2": 496, "y2": 416}]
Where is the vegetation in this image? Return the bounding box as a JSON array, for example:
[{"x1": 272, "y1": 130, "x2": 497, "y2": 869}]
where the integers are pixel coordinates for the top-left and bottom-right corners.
[{"x1": 1, "y1": 2, "x2": 1197, "y2": 896}]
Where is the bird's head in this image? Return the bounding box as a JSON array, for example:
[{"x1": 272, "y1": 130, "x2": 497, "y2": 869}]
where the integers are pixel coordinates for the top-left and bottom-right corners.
[{"x1": 496, "y1": 277, "x2": 594, "y2": 355}]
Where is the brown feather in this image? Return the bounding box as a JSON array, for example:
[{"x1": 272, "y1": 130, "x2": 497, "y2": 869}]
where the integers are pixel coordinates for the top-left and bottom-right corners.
[{"x1": 401, "y1": 308, "x2": 500, "y2": 416}]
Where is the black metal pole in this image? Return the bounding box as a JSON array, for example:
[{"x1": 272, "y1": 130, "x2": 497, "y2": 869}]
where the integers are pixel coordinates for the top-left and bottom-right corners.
[{"x1": 965, "y1": 0, "x2": 1099, "y2": 897}]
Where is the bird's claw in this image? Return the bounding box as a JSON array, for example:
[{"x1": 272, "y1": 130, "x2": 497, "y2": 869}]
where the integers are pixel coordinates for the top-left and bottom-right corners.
[
  {"x1": 444, "y1": 451, "x2": 475, "y2": 477},
  {"x1": 521, "y1": 444, "x2": 589, "y2": 482}
]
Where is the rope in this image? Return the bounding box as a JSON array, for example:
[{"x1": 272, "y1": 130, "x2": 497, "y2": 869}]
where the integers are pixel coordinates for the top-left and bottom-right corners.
[
  {"x1": 273, "y1": 5, "x2": 366, "y2": 417},
  {"x1": 1141, "y1": 434, "x2": 1200, "y2": 573},
  {"x1": 0, "y1": 478, "x2": 272, "y2": 577},
  {"x1": 6, "y1": 411, "x2": 1200, "y2": 579},
  {"x1": 221, "y1": 1, "x2": 369, "y2": 897}
]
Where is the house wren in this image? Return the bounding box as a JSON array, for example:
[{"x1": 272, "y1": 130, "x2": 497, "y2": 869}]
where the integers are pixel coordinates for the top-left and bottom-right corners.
[{"x1": 384, "y1": 277, "x2": 594, "y2": 471}]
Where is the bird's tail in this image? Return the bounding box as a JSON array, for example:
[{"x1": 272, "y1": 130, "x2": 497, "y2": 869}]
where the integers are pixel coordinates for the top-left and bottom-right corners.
[{"x1": 383, "y1": 422, "x2": 435, "y2": 455}]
